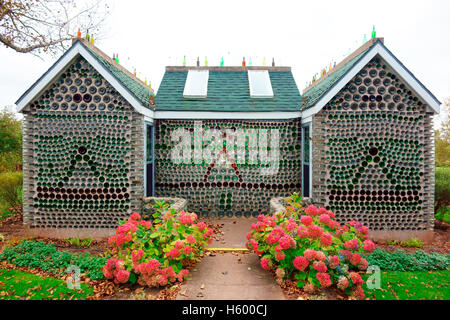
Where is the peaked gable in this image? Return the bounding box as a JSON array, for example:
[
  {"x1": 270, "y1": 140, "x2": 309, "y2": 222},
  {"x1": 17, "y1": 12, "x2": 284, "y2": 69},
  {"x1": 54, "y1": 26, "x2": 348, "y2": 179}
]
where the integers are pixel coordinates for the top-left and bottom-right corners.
[
  {"x1": 16, "y1": 39, "x2": 155, "y2": 118},
  {"x1": 302, "y1": 39, "x2": 441, "y2": 117}
]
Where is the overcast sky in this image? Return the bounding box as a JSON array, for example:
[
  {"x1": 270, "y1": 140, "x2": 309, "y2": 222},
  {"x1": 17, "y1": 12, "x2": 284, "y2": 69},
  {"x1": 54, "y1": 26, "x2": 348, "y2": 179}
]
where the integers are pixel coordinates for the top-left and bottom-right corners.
[{"x1": 1, "y1": 0, "x2": 449, "y2": 125}]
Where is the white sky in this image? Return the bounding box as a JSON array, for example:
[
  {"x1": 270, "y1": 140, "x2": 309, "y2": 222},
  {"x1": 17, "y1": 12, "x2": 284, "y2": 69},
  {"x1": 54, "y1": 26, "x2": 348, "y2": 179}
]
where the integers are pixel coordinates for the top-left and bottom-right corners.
[{"x1": 1, "y1": 0, "x2": 449, "y2": 126}]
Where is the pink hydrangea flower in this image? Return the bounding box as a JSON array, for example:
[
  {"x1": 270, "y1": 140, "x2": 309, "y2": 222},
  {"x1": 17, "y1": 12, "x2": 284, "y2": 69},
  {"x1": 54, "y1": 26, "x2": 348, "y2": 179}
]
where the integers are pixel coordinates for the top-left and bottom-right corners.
[
  {"x1": 350, "y1": 253, "x2": 362, "y2": 266},
  {"x1": 313, "y1": 261, "x2": 327, "y2": 273},
  {"x1": 296, "y1": 225, "x2": 309, "y2": 238},
  {"x1": 197, "y1": 221, "x2": 207, "y2": 231},
  {"x1": 349, "y1": 272, "x2": 364, "y2": 286},
  {"x1": 316, "y1": 272, "x2": 331, "y2": 287},
  {"x1": 352, "y1": 285, "x2": 365, "y2": 300},
  {"x1": 182, "y1": 245, "x2": 192, "y2": 255},
  {"x1": 326, "y1": 210, "x2": 336, "y2": 218},
  {"x1": 167, "y1": 248, "x2": 181, "y2": 259},
  {"x1": 175, "y1": 240, "x2": 185, "y2": 249},
  {"x1": 328, "y1": 255, "x2": 340, "y2": 269},
  {"x1": 158, "y1": 275, "x2": 168, "y2": 286},
  {"x1": 300, "y1": 215, "x2": 313, "y2": 226},
  {"x1": 276, "y1": 252, "x2": 286, "y2": 261},
  {"x1": 358, "y1": 258, "x2": 369, "y2": 271},
  {"x1": 320, "y1": 233, "x2": 333, "y2": 247},
  {"x1": 131, "y1": 249, "x2": 144, "y2": 263},
  {"x1": 115, "y1": 270, "x2": 130, "y2": 284},
  {"x1": 363, "y1": 240, "x2": 376, "y2": 253},
  {"x1": 359, "y1": 226, "x2": 369, "y2": 234},
  {"x1": 205, "y1": 228, "x2": 213, "y2": 237},
  {"x1": 130, "y1": 212, "x2": 141, "y2": 220},
  {"x1": 179, "y1": 214, "x2": 193, "y2": 225},
  {"x1": 144, "y1": 259, "x2": 160, "y2": 273},
  {"x1": 267, "y1": 230, "x2": 281, "y2": 244},
  {"x1": 307, "y1": 225, "x2": 324, "y2": 239},
  {"x1": 286, "y1": 219, "x2": 297, "y2": 232},
  {"x1": 186, "y1": 235, "x2": 196, "y2": 244},
  {"x1": 305, "y1": 205, "x2": 319, "y2": 216},
  {"x1": 293, "y1": 256, "x2": 309, "y2": 271},
  {"x1": 304, "y1": 249, "x2": 317, "y2": 261},
  {"x1": 260, "y1": 258, "x2": 271, "y2": 271},
  {"x1": 344, "y1": 238, "x2": 359, "y2": 250},
  {"x1": 319, "y1": 214, "x2": 331, "y2": 225},
  {"x1": 115, "y1": 259, "x2": 125, "y2": 271},
  {"x1": 279, "y1": 236, "x2": 293, "y2": 250},
  {"x1": 315, "y1": 251, "x2": 327, "y2": 262},
  {"x1": 102, "y1": 267, "x2": 113, "y2": 279}
]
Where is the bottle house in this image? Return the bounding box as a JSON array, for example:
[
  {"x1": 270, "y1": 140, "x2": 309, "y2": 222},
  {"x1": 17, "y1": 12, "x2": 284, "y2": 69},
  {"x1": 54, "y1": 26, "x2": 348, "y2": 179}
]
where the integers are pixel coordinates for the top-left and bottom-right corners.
[{"x1": 16, "y1": 37, "x2": 440, "y2": 242}]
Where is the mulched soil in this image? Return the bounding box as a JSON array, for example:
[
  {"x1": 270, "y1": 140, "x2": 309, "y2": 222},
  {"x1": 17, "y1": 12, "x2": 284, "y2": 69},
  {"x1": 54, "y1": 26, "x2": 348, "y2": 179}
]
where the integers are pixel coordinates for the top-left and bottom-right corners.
[{"x1": 373, "y1": 221, "x2": 450, "y2": 254}]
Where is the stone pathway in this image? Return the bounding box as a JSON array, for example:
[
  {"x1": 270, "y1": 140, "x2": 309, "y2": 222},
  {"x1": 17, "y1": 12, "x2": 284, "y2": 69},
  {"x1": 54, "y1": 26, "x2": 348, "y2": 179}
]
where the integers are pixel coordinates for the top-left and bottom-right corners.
[{"x1": 176, "y1": 218, "x2": 286, "y2": 300}]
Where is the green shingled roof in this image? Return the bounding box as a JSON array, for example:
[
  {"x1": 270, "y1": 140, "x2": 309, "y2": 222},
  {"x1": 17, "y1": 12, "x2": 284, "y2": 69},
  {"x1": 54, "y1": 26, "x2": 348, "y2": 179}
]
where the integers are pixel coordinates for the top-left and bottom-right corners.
[
  {"x1": 302, "y1": 47, "x2": 372, "y2": 110},
  {"x1": 80, "y1": 41, "x2": 154, "y2": 109},
  {"x1": 155, "y1": 69, "x2": 301, "y2": 112}
]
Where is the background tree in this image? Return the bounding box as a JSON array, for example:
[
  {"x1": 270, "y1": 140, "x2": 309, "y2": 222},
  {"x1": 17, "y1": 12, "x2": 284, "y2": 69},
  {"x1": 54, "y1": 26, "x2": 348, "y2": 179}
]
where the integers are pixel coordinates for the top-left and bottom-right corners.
[
  {"x1": 0, "y1": 108, "x2": 22, "y2": 171},
  {"x1": 435, "y1": 98, "x2": 449, "y2": 167},
  {"x1": 0, "y1": 0, "x2": 110, "y2": 55}
]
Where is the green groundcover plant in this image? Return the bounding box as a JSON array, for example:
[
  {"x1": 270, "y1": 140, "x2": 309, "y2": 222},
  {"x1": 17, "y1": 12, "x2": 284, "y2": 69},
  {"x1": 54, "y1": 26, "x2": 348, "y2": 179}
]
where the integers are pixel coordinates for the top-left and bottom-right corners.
[
  {"x1": 0, "y1": 240, "x2": 107, "y2": 280},
  {"x1": 103, "y1": 208, "x2": 213, "y2": 287},
  {"x1": 247, "y1": 194, "x2": 376, "y2": 300},
  {"x1": 362, "y1": 249, "x2": 449, "y2": 272}
]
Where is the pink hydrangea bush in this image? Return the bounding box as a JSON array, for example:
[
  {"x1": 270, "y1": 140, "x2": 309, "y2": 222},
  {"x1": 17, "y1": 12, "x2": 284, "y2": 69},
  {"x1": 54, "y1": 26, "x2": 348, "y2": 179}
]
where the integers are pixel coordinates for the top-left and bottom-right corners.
[
  {"x1": 246, "y1": 194, "x2": 375, "y2": 299},
  {"x1": 103, "y1": 209, "x2": 213, "y2": 287}
]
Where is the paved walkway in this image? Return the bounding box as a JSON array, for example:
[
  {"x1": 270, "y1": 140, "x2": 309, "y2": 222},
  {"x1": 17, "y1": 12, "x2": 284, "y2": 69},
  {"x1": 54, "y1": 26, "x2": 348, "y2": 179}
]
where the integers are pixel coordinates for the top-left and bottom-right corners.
[{"x1": 176, "y1": 218, "x2": 286, "y2": 300}]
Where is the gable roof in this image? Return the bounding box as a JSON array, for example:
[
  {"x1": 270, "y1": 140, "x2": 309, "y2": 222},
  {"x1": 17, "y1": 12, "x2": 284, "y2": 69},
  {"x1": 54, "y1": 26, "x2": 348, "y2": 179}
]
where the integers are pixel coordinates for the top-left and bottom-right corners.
[
  {"x1": 301, "y1": 38, "x2": 441, "y2": 117},
  {"x1": 155, "y1": 66, "x2": 302, "y2": 112},
  {"x1": 16, "y1": 39, "x2": 155, "y2": 118}
]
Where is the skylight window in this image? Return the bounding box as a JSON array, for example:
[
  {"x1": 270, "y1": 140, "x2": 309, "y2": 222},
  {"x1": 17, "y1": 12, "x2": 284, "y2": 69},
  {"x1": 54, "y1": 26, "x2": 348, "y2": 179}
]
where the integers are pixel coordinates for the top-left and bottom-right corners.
[
  {"x1": 248, "y1": 70, "x2": 274, "y2": 98},
  {"x1": 183, "y1": 70, "x2": 209, "y2": 98}
]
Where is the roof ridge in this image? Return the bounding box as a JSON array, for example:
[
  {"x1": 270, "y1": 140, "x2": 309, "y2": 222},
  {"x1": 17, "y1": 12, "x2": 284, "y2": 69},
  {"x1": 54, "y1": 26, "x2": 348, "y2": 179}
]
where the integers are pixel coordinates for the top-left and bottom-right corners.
[
  {"x1": 165, "y1": 66, "x2": 292, "y2": 72},
  {"x1": 75, "y1": 38, "x2": 154, "y2": 94},
  {"x1": 303, "y1": 38, "x2": 384, "y2": 94}
]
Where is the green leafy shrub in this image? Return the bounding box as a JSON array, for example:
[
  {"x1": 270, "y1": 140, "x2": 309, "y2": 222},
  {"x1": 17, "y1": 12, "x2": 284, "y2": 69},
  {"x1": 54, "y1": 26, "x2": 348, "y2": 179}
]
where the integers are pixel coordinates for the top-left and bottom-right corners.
[
  {"x1": 387, "y1": 238, "x2": 424, "y2": 248},
  {"x1": 0, "y1": 171, "x2": 23, "y2": 209},
  {"x1": 246, "y1": 193, "x2": 376, "y2": 300},
  {"x1": 435, "y1": 167, "x2": 450, "y2": 213},
  {"x1": 103, "y1": 208, "x2": 213, "y2": 287},
  {"x1": 400, "y1": 238, "x2": 424, "y2": 248},
  {"x1": 363, "y1": 249, "x2": 449, "y2": 272},
  {"x1": 0, "y1": 240, "x2": 107, "y2": 280},
  {"x1": 435, "y1": 206, "x2": 450, "y2": 223},
  {"x1": 66, "y1": 237, "x2": 93, "y2": 248}
]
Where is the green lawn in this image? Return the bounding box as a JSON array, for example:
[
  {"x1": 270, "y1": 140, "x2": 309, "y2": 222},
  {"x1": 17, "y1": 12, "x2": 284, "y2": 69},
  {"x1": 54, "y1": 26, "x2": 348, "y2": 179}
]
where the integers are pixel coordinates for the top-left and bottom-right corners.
[
  {"x1": 0, "y1": 269, "x2": 93, "y2": 300},
  {"x1": 363, "y1": 270, "x2": 450, "y2": 300}
]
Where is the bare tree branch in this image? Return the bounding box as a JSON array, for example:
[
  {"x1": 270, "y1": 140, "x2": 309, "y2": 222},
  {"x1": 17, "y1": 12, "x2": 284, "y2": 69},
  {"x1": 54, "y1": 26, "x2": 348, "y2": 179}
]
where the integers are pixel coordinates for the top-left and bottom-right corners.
[{"x1": 0, "y1": 0, "x2": 110, "y2": 56}]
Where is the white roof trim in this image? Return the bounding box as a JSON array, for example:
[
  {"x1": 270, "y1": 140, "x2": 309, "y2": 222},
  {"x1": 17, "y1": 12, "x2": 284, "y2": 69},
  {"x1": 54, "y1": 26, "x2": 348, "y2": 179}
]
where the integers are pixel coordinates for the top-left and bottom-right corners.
[
  {"x1": 302, "y1": 42, "x2": 440, "y2": 118},
  {"x1": 154, "y1": 111, "x2": 301, "y2": 120},
  {"x1": 16, "y1": 41, "x2": 154, "y2": 119}
]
